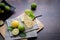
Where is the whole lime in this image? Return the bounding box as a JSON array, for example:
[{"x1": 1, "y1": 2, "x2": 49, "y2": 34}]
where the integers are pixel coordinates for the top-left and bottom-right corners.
[
  {"x1": 31, "y1": 3, "x2": 37, "y2": 10},
  {"x1": 5, "y1": 6, "x2": 10, "y2": 11},
  {"x1": 0, "y1": 3, "x2": 5, "y2": 8},
  {"x1": 18, "y1": 25, "x2": 25, "y2": 32},
  {"x1": 0, "y1": 9, "x2": 4, "y2": 13},
  {"x1": 1, "y1": 10, "x2": 4, "y2": 13}
]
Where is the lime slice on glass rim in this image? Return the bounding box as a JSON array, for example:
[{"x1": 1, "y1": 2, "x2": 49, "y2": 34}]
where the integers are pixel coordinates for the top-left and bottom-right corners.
[{"x1": 25, "y1": 9, "x2": 35, "y2": 19}]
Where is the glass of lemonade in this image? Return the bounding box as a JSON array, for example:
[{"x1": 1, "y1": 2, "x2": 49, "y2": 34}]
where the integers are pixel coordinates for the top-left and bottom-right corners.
[{"x1": 22, "y1": 14, "x2": 36, "y2": 29}]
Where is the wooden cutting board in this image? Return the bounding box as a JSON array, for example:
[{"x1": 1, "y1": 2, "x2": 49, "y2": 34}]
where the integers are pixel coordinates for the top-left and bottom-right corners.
[{"x1": 0, "y1": 13, "x2": 44, "y2": 40}]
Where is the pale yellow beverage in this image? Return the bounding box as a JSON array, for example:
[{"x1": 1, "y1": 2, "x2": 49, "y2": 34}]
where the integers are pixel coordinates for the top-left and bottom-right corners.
[{"x1": 23, "y1": 14, "x2": 35, "y2": 29}]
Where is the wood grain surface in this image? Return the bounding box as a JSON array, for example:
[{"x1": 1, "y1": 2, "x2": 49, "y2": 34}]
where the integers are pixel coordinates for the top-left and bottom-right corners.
[{"x1": 0, "y1": 13, "x2": 44, "y2": 40}]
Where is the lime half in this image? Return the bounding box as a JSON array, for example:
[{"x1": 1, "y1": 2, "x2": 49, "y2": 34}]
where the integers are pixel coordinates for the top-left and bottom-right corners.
[{"x1": 0, "y1": 20, "x2": 4, "y2": 26}]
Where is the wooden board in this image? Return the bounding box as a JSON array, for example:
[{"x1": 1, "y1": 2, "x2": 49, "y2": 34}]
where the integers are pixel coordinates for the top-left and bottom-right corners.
[
  {"x1": 0, "y1": 24, "x2": 6, "y2": 38},
  {"x1": 0, "y1": 13, "x2": 44, "y2": 40},
  {"x1": 16, "y1": 13, "x2": 44, "y2": 32}
]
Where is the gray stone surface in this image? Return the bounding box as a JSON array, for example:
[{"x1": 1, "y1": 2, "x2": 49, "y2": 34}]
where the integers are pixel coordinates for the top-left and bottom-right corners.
[{"x1": 5, "y1": 17, "x2": 38, "y2": 40}]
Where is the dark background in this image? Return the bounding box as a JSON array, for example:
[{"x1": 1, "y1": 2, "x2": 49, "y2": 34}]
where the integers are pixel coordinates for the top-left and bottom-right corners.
[{"x1": 0, "y1": 0, "x2": 60, "y2": 40}]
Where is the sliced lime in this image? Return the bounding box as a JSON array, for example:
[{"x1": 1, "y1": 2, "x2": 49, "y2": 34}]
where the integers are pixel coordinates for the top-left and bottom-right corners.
[
  {"x1": 12, "y1": 28, "x2": 19, "y2": 36},
  {"x1": 0, "y1": 20, "x2": 4, "y2": 26}
]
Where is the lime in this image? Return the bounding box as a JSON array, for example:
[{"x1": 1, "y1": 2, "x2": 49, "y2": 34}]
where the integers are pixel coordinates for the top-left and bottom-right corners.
[
  {"x1": 1, "y1": 10, "x2": 4, "y2": 13},
  {"x1": 5, "y1": 6, "x2": 10, "y2": 11},
  {"x1": 31, "y1": 3, "x2": 37, "y2": 10},
  {"x1": 18, "y1": 25, "x2": 25, "y2": 32},
  {"x1": 0, "y1": 9, "x2": 4, "y2": 13},
  {"x1": 25, "y1": 9, "x2": 33, "y2": 15},
  {"x1": 25, "y1": 9, "x2": 35, "y2": 19},
  {"x1": 0, "y1": 9, "x2": 1, "y2": 13},
  {"x1": 11, "y1": 20, "x2": 19, "y2": 28},
  {"x1": 0, "y1": 3, "x2": 5, "y2": 8},
  {"x1": 12, "y1": 28, "x2": 19, "y2": 35},
  {"x1": 0, "y1": 20, "x2": 4, "y2": 26}
]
